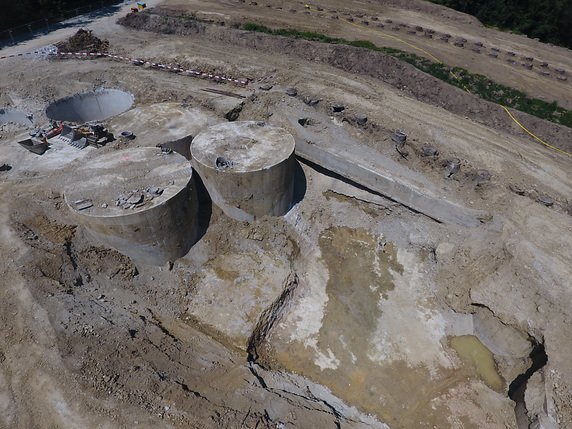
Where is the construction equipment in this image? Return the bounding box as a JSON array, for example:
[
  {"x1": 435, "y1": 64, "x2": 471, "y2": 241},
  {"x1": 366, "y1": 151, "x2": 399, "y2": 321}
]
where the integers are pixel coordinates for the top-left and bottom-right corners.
[
  {"x1": 55, "y1": 122, "x2": 113, "y2": 149},
  {"x1": 18, "y1": 137, "x2": 49, "y2": 155},
  {"x1": 45, "y1": 122, "x2": 64, "y2": 139}
]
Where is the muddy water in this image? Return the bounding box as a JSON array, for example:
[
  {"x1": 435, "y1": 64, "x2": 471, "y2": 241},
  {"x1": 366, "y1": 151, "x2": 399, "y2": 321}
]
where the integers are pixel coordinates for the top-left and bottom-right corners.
[
  {"x1": 318, "y1": 226, "x2": 398, "y2": 337},
  {"x1": 450, "y1": 335, "x2": 505, "y2": 392}
]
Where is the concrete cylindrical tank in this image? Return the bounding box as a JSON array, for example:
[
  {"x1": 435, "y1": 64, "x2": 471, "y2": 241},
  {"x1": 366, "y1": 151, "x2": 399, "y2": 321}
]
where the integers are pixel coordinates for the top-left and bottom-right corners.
[
  {"x1": 108, "y1": 103, "x2": 214, "y2": 160},
  {"x1": 191, "y1": 121, "x2": 296, "y2": 221},
  {"x1": 65, "y1": 147, "x2": 198, "y2": 266}
]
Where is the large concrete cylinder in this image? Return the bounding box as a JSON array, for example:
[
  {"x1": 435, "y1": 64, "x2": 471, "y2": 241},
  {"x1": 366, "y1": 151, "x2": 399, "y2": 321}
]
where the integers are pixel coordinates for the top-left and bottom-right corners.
[
  {"x1": 191, "y1": 121, "x2": 296, "y2": 221},
  {"x1": 65, "y1": 147, "x2": 198, "y2": 266}
]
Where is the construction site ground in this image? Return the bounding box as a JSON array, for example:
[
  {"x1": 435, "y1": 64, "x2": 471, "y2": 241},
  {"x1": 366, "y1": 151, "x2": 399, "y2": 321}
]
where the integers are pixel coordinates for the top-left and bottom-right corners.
[{"x1": 0, "y1": 0, "x2": 571, "y2": 428}]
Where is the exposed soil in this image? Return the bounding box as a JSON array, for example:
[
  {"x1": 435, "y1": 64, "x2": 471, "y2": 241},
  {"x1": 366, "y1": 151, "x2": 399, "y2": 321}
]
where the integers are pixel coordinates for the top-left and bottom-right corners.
[
  {"x1": 119, "y1": 10, "x2": 572, "y2": 153},
  {"x1": 1, "y1": 0, "x2": 572, "y2": 428}
]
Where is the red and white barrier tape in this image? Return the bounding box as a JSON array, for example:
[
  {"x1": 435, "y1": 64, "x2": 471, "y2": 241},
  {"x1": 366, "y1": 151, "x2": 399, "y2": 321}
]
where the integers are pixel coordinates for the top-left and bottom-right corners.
[{"x1": 0, "y1": 49, "x2": 249, "y2": 85}]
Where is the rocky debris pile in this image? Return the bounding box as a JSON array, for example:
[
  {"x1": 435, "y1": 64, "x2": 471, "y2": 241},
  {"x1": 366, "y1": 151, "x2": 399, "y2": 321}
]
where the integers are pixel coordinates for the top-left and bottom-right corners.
[
  {"x1": 113, "y1": 187, "x2": 164, "y2": 210},
  {"x1": 55, "y1": 29, "x2": 110, "y2": 54},
  {"x1": 392, "y1": 129, "x2": 408, "y2": 158}
]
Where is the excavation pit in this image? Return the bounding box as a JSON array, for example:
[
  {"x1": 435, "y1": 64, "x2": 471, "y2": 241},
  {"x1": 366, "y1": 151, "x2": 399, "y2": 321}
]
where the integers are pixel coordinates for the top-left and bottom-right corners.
[
  {"x1": 191, "y1": 121, "x2": 296, "y2": 221},
  {"x1": 46, "y1": 88, "x2": 134, "y2": 123},
  {"x1": 64, "y1": 147, "x2": 198, "y2": 266}
]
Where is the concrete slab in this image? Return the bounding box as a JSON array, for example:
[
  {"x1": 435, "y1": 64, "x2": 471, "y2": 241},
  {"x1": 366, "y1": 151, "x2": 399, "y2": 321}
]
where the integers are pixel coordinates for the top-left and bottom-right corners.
[{"x1": 269, "y1": 98, "x2": 491, "y2": 227}]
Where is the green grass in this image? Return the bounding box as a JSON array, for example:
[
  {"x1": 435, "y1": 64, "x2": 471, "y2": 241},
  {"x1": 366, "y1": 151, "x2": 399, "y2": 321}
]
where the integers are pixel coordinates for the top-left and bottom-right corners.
[{"x1": 242, "y1": 23, "x2": 572, "y2": 128}]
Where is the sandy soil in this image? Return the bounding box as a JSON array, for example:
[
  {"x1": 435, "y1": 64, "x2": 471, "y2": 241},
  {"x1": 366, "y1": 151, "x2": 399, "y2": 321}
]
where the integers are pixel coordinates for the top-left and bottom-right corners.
[
  {"x1": 160, "y1": 0, "x2": 572, "y2": 109},
  {"x1": 1, "y1": 0, "x2": 571, "y2": 428}
]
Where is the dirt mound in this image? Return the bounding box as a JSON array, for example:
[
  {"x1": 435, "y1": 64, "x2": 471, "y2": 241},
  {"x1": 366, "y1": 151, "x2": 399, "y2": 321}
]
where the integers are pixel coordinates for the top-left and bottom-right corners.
[
  {"x1": 56, "y1": 29, "x2": 110, "y2": 53},
  {"x1": 117, "y1": 10, "x2": 203, "y2": 35}
]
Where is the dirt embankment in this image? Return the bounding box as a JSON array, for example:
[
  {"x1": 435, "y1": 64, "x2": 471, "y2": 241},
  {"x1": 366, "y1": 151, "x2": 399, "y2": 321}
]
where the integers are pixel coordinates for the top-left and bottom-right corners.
[{"x1": 118, "y1": 10, "x2": 572, "y2": 153}]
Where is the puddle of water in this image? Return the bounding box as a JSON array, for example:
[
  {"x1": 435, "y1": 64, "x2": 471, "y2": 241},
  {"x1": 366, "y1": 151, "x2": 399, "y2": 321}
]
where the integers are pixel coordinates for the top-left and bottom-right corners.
[{"x1": 450, "y1": 335, "x2": 505, "y2": 392}]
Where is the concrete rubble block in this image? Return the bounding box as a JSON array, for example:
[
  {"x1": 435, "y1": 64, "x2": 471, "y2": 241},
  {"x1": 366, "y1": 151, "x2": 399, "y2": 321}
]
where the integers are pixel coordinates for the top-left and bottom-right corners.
[
  {"x1": 191, "y1": 121, "x2": 297, "y2": 221},
  {"x1": 473, "y1": 307, "x2": 532, "y2": 358},
  {"x1": 525, "y1": 370, "x2": 560, "y2": 429},
  {"x1": 508, "y1": 184, "x2": 526, "y2": 195},
  {"x1": 303, "y1": 97, "x2": 321, "y2": 106},
  {"x1": 65, "y1": 147, "x2": 199, "y2": 266},
  {"x1": 392, "y1": 130, "x2": 407, "y2": 146},
  {"x1": 420, "y1": 143, "x2": 439, "y2": 157},
  {"x1": 538, "y1": 195, "x2": 554, "y2": 207},
  {"x1": 474, "y1": 169, "x2": 492, "y2": 186},
  {"x1": 285, "y1": 87, "x2": 298, "y2": 97},
  {"x1": 355, "y1": 114, "x2": 368, "y2": 125},
  {"x1": 73, "y1": 199, "x2": 94, "y2": 211},
  {"x1": 443, "y1": 158, "x2": 461, "y2": 178}
]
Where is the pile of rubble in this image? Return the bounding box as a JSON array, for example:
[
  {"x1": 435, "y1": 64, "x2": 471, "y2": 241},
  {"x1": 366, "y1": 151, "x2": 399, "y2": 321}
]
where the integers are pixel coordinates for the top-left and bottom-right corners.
[
  {"x1": 114, "y1": 187, "x2": 164, "y2": 210},
  {"x1": 55, "y1": 29, "x2": 110, "y2": 54}
]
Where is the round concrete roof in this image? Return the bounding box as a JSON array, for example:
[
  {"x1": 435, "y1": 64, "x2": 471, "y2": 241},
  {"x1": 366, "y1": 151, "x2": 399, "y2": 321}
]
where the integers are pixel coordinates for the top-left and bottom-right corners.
[
  {"x1": 191, "y1": 121, "x2": 295, "y2": 173},
  {"x1": 107, "y1": 102, "x2": 212, "y2": 146},
  {"x1": 65, "y1": 147, "x2": 192, "y2": 217}
]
